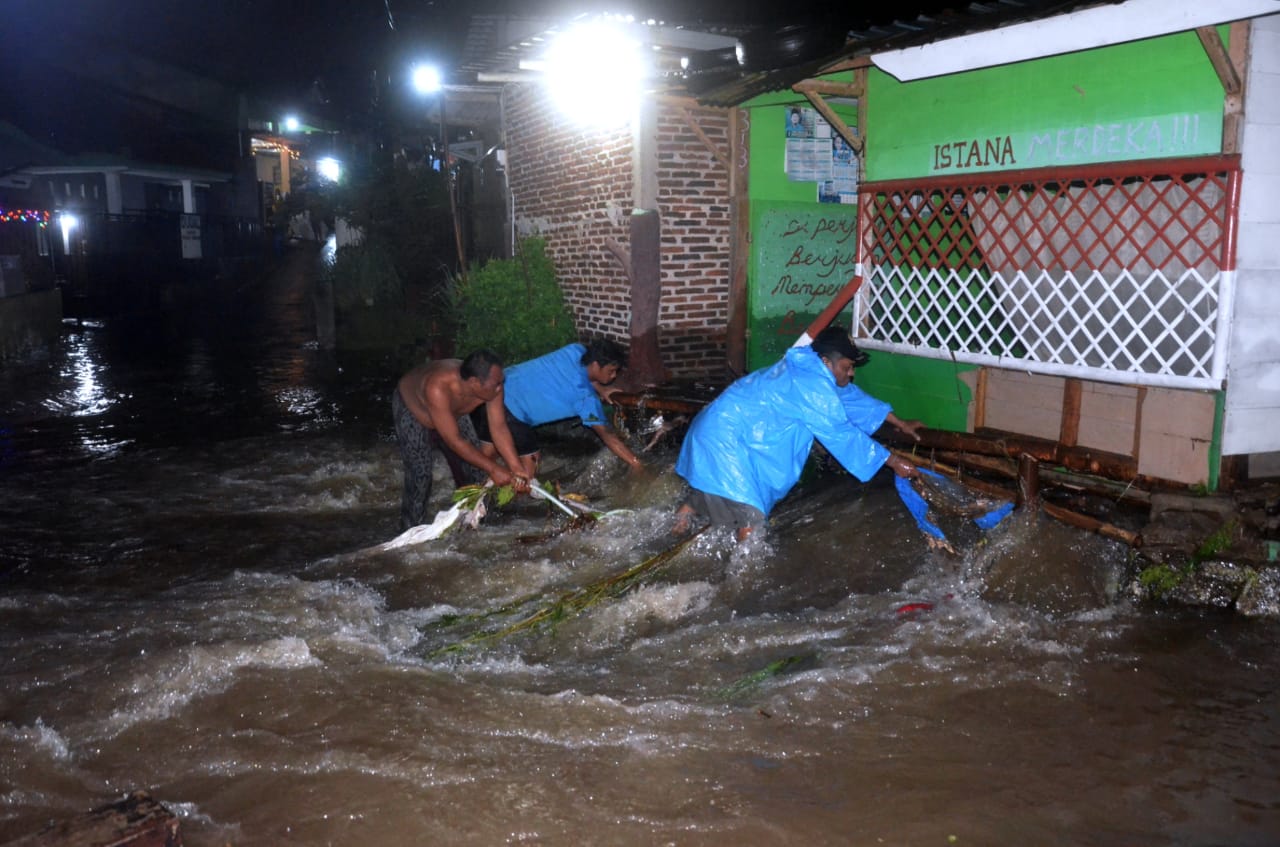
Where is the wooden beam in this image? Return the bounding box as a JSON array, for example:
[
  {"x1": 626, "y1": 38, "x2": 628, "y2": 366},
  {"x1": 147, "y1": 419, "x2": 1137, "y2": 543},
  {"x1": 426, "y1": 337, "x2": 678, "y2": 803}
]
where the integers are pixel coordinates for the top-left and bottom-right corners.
[
  {"x1": 1059, "y1": 378, "x2": 1082, "y2": 448},
  {"x1": 1196, "y1": 25, "x2": 1243, "y2": 96},
  {"x1": 818, "y1": 55, "x2": 874, "y2": 75},
  {"x1": 792, "y1": 78, "x2": 864, "y2": 98},
  {"x1": 677, "y1": 106, "x2": 730, "y2": 172},
  {"x1": 15, "y1": 791, "x2": 181, "y2": 847},
  {"x1": 891, "y1": 448, "x2": 1142, "y2": 547},
  {"x1": 855, "y1": 67, "x2": 869, "y2": 174},
  {"x1": 1132, "y1": 385, "x2": 1147, "y2": 463},
  {"x1": 796, "y1": 90, "x2": 863, "y2": 154},
  {"x1": 1222, "y1": 20, "x2": 1251, "y2": 155},
  {"x1": 726, "y1": 107, "x2": 750, "y2": 375},
  {"x1": 973, "y1": 367, "x2": 989, "y2": 430}
]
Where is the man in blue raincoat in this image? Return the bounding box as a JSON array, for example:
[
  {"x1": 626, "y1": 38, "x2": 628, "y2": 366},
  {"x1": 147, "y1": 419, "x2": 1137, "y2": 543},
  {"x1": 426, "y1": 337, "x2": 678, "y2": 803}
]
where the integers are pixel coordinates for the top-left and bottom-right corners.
[{"x1": 674, "y1": 326, "x2": 922, "y2": 541}]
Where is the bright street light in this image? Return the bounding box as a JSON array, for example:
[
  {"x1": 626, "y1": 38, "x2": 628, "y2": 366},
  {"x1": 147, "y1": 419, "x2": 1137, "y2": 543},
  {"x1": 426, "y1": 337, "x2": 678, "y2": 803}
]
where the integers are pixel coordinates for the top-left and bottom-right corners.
[
  {"x1": 544, "y1": 18, "x2": 646, "y2": 127},
  {"x1": 59, "y1": 212, "x2": 78, "y2": 253},
  {"x1": 317, "y1": 157, "x2": 341, "y2": 182},
  {"x1": 283, "y1": 115, "x2": 300, "y2": 132},
  {"x1": 409, "y1": 59, "x2": 465, "y2": 277},
  {"x1": 411, "y1": 64, "x2": 442, "y2": 95}
]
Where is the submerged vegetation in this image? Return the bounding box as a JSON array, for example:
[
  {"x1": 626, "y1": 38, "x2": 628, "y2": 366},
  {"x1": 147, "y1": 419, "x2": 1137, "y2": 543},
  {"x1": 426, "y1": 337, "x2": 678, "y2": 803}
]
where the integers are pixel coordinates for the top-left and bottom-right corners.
[
  {"x1": 1137, "y1": 562, "x2": 1190, "y2": 598},
  {"x1": 429, "y1": 526, "x2": 708, "y2": 659},
  {"x1": 1136, "y1": 519, "x2": 1243, "y2": 600},
  {"x1": 1193, "y1": 519, "x2": 1237, "y2": 565}
]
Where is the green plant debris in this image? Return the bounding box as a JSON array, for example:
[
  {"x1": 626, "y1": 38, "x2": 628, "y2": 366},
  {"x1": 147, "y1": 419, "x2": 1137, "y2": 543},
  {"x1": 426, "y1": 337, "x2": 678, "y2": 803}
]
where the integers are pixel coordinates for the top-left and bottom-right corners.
[
  {"x1": 713, "y1": 653, "x2": 819, "y2": 702},
  {"x1": 1192, "y1": 519, "x2": 1237, "y2": 565},
  {"x1": 1137, "y1": 563, "x2": 1189, "y2": 598},
  {"x1": 429, "y1": 526, "x2": 709, "y2": 658}
]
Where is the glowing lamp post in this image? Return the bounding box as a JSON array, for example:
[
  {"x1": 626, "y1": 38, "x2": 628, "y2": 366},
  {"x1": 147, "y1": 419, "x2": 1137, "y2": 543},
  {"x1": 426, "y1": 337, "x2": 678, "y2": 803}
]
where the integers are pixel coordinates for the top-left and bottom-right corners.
[{"x1": 412, "y1": 63, "x2": 466, "y2": 277}]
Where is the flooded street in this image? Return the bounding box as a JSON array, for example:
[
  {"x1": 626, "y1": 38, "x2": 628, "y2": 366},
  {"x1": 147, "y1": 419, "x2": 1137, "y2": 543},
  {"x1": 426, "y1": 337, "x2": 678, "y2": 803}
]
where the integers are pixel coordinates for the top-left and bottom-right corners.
[{"x1": 2, "y1": 247, "x2": 1279, "y2": 846}]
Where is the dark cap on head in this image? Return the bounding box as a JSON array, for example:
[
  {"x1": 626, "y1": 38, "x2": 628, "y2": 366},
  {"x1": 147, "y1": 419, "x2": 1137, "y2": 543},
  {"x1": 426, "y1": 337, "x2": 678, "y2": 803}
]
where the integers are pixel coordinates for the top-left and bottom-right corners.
[{"x1": 811, "y1": 325, "x2": 870, "y2": 367}]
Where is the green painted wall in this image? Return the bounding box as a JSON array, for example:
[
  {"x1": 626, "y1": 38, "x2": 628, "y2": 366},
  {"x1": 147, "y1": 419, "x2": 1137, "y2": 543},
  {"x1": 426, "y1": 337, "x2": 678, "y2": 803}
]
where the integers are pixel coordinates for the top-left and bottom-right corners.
[
  {"x1": 738, "y1": 29, "x2": 1230, "y2": 439},
  {"x1": 853, "y1": 349, "x2": 973, "y2": 433},
  {"x1": 740, "y1": 93, "x2": 974, "y2": 427},
  {"x1": 867, "y1": 30, "x2": 1225, "y2": 180},
  {"x1": 743, "y1": 92, "x2": 859, "y2": 370}
]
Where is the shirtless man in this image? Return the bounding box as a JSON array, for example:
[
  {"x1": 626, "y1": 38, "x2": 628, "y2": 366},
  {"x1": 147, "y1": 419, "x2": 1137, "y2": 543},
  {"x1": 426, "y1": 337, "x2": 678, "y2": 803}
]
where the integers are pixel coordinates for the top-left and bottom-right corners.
[{"x1": 392, "y1": 350, "x2": 530, "y2": 531}]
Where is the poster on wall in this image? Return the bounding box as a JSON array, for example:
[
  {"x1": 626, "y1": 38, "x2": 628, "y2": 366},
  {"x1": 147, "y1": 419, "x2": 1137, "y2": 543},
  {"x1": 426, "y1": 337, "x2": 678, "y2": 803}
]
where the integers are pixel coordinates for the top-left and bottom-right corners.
[
  {"x1": 180, "y1": 214, "x2": 202, "y2": 260},
  {"x1": 819, "y1": 134, "x2": 859, "y2": 204},
  {"x1": 785, "y1": 106, "x2": 859, "y2": 200},
  {"x1": 785, "y1": 106, "x2": 834, "y2": 183}
]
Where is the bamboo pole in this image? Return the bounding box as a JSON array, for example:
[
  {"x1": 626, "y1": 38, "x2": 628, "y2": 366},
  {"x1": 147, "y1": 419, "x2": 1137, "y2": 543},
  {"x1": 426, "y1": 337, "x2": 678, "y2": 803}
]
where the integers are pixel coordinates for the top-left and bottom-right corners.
[{"x1": 891, "y1": 448, "x2": 1143, "y2": 547}]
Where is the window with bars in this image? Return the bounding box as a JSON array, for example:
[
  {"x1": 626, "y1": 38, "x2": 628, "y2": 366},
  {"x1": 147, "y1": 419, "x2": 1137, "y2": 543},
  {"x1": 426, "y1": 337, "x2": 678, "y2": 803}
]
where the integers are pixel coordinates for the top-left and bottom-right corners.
[{"x1": 852, "y1": 156, "x2": 1240, "y2": 390}]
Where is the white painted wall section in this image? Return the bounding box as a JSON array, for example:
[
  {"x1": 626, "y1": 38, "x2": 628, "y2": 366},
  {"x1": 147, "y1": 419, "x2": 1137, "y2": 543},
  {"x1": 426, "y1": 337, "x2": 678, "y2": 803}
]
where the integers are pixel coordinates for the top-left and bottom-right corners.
[{"x1": 1224, "y1": 12, "x2": 1280, "y2": 455}]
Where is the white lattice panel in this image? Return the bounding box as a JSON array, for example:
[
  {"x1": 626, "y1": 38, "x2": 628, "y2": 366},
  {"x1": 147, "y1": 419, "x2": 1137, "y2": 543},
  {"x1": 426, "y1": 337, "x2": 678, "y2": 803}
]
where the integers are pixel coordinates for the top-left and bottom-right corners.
[{"x1": 852, "y1": 159, "x2": 1239, "y2": 390}]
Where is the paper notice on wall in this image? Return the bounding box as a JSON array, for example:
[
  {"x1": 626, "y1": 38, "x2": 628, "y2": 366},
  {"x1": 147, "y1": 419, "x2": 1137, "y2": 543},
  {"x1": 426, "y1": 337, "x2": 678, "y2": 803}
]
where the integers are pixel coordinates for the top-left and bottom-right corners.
[
  {"x1": 819, "y1": 134, "x2": 859, "y2": 204},
  {"x1": 180, "y1": 214, "x2": 202, "y2": 259},
  {"x1": 785, "y1": 107, "x2": 841, "y2": 183},
  {"x1": 786, "y1": 137, "x2": 833, "y2": 182}
]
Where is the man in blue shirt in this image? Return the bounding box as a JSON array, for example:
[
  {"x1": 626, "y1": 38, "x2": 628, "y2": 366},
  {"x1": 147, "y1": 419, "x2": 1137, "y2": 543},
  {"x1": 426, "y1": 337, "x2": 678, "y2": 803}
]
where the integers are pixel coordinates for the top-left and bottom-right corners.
[
  {"x1": 674, "y1": 326, "x2": 922, "y2": 542},
  {"x1": 470, "y1": 339, "x2": 644, "y2": 478}
]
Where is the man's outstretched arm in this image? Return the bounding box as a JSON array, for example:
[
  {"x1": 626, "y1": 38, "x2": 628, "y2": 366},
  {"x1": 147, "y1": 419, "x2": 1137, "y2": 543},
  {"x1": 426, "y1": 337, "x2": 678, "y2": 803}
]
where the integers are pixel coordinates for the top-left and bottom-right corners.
[
  {"x1": 484, "y1": 393, "x2": 532, "y2": 490},
  {"x1": 425, "y1": 389, "x2": 514, "y2": 486},
  {"x1": 591, "y1": 424, "x2": 644, "y2": 472}
]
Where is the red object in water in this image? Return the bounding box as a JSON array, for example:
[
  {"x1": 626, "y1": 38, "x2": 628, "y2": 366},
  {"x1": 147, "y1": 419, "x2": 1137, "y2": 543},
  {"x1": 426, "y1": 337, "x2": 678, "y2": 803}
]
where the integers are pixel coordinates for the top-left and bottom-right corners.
[{"x1": 895, "y1": 602, "x2": 935, "y2": 615}]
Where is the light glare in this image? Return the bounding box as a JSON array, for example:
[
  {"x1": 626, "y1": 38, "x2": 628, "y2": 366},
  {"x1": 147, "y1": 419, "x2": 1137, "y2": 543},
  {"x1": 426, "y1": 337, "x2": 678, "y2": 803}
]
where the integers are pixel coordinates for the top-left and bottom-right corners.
[
  {"x1": 412, "y1": 64, "x2": 442, "y2": 94},
  {"x1": 544, "y1": 20, "x2": 646, "y2": 128},
  {"x1": 317, "y1": 157, "x2": 341, "y2": 181}
]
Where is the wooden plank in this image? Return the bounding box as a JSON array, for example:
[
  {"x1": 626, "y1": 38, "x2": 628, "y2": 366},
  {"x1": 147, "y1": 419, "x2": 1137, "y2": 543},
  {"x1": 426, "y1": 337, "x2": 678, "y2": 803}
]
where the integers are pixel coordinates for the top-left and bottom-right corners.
[
  {"x1": 1197, "y1": 25, "x2": 1243, "y2": 96},
  {"x1": 10, "y1": 791, "x2": 181, "y2": 847},
  {"x1": 855, "y1": 67, "x2": 869, "y2": 184},
  {"x1": 726, "y1": 107, "x2": 750, "y2": 375},
  {"x1": 973, "y1": 367, "x2": 988, "y2": 430},
  {"x1": 791, "y1": 78, "x2": 864, "y2": 98},
  {"x1": 796, "y1": 89, "x2": 863, "y2": 154},
  {"x1": 1222, "y1": 20, "x2": 1251, "y2": 155},
  {"x1": 1059, "y1": 377, "x2": 1082, "y2": 448}
]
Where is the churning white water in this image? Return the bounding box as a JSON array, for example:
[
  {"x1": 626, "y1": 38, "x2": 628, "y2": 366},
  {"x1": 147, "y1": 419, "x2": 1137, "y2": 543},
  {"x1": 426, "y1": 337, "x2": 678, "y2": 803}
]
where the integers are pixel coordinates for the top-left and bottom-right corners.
[{"x1": 2, "y1": 250, "x2": 1278, "y2": 846}]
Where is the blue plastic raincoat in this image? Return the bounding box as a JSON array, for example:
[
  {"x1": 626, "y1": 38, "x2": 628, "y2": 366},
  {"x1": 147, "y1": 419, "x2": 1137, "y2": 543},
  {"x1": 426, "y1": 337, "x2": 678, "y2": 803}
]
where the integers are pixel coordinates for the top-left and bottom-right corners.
[{"x1": 675, "y1": 345, "x2": 893, "y2": 516}]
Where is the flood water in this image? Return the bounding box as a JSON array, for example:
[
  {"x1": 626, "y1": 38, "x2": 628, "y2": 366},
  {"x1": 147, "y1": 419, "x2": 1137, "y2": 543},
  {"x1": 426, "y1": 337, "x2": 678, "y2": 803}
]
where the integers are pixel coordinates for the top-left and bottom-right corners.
[{"x1": 2, "y1": 245, "x2": 1279, "y2": 846}]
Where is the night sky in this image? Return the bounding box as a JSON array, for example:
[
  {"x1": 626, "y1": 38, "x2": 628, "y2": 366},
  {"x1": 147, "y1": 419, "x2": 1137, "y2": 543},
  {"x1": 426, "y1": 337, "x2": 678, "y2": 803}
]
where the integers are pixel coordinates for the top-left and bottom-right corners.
[{"x1": 1, "y1": 0, "x2": 960, "y2": 161}]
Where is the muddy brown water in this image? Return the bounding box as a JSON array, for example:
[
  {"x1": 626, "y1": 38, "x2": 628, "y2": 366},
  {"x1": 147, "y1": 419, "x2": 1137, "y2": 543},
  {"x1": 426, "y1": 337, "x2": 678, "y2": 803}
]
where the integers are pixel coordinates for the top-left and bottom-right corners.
[{"x1": 2, "y1": 249, "x2": 1278, "y2": 846}]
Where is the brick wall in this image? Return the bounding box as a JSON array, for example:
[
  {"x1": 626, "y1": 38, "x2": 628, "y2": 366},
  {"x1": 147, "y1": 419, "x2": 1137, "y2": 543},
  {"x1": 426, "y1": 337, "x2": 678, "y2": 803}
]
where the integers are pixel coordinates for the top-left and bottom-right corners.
[{"x1": 504, "y1": 85, "x2": 732, "y2": 377}]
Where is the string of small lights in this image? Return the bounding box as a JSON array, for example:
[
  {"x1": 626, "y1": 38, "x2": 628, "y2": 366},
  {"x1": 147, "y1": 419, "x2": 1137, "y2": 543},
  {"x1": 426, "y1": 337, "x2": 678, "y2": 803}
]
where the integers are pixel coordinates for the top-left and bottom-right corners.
[{"x1": 0, "y1": 209, "x2": 52, "y2": 226}]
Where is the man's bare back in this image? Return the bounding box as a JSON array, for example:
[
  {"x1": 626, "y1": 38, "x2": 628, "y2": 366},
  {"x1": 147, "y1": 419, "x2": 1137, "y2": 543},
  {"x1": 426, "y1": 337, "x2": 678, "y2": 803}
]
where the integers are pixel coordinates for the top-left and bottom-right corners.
[{"x1": 398, "y1": 360, "x2": 483, "y2": 431}]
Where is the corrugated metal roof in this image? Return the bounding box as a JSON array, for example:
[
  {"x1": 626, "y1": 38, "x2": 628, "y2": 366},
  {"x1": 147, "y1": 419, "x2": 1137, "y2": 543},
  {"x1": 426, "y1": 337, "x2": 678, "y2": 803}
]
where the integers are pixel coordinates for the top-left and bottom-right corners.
[
  {"x1": 684, "y1": 0, "x2": 1111, "y2": 106},
  {"x1": 454, "y1": 1, "x2": 1113, "y2": 107}
]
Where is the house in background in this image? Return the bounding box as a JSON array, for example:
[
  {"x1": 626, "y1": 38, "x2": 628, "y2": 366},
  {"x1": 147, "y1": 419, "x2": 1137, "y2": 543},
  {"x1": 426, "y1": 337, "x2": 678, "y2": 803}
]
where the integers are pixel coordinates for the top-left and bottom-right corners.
[
  {"x1": 444, "y1": 0, "x2": 1279, "y2": 488},
  {"x1": 0, "y1": 32, "x2": 327, "y2": 316}
]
